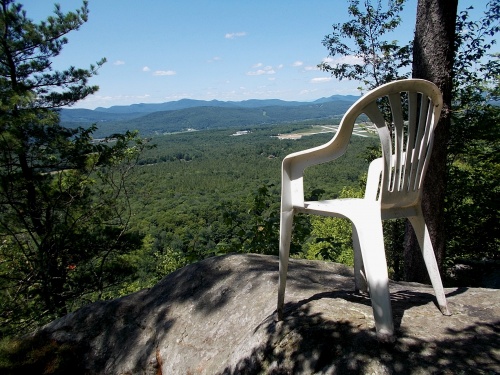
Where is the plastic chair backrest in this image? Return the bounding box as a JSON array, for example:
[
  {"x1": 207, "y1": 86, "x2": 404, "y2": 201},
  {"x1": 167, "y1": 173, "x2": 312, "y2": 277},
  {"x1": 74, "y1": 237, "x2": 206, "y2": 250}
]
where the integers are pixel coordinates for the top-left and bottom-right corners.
[{"x1": 339, "y1": 79, "x2": 443, "y2": 209}]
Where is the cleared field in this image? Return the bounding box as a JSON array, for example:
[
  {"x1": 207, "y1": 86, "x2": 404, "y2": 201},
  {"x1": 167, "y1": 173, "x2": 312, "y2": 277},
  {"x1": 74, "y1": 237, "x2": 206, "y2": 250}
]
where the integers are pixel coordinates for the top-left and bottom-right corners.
[{"x1": 276, "y1": 123, "x2": 376, "y2": 140}]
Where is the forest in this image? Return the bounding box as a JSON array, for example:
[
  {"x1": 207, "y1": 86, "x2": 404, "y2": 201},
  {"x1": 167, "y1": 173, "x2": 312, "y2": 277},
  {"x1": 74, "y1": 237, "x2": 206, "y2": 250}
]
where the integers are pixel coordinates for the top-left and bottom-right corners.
[{"x1": 107, "y1": 121, "x2": 379, "y2": 298}]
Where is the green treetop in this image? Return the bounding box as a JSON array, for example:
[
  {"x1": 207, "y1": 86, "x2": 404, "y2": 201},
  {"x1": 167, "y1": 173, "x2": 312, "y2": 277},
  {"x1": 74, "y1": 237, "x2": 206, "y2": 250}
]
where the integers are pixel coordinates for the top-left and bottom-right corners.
[{"x1": 0, "y1": 0, "x2": 147, "y2": 334}]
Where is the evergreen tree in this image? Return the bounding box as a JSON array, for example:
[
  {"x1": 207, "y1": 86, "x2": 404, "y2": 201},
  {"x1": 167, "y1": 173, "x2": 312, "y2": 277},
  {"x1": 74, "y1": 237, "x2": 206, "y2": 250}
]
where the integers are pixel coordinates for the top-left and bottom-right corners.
[{"x1": 0, "y1": 0, "x2": 147, "y2": 334}]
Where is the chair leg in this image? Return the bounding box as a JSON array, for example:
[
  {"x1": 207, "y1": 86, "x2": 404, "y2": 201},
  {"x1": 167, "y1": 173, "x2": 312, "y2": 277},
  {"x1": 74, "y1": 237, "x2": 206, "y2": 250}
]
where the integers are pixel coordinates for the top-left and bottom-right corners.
[
  {"x1": 277, "y1": 209, "x2": 294, "y2": 320},
  {"x1": 352, "y1": 224, "x2": 368, "y2": 293},
  {"x1": 408, "y1": 213, "x2": 450, "y2": 316},
  {"x1": 353, "y1": 212, "x2": 394, "y2": 337}
]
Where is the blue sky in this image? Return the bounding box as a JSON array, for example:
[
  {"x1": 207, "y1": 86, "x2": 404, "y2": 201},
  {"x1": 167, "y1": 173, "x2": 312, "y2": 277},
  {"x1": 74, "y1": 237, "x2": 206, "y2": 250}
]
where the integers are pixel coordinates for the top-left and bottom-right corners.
[{"x1": 23, "y1": 0, "x2": 486, "y2": 109}]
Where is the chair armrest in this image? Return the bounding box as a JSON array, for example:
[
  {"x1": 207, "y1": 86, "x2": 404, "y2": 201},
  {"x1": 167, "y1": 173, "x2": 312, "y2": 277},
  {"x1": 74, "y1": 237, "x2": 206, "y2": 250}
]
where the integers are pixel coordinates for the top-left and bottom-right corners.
[
  {"x1": 283, "y1": 120, "x2": 356, "y2": 175},
  {"x1": 281, "y1": 123, "x2": 355, "y2": 208}
]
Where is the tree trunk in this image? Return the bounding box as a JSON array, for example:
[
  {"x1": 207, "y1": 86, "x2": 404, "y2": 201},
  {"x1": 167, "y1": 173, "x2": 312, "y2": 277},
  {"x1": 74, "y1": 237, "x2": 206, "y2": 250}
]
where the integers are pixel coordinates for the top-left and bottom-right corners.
[{"x1": 405, "y1": 0, "x2": 458, "y2": 282}]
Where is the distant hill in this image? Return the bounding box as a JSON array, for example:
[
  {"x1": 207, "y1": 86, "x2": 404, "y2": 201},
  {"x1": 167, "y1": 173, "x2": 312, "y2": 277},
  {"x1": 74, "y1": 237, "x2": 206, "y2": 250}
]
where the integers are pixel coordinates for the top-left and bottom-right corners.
[
  {"x1": 89, "y1": 96, "x2": 360, "y2": 114},
  {"x1": 94, "y1": 99, "x2": 238, "y2": 114},
  {"x1": 59, "y1": 108, "x2": 146, "y2": 123},
  {"x1": 60, "y1": 95, "x2": 360, "y2": 137},
  {"x1": 313, "y1": 94, "x2": 361, "y2": 104}
]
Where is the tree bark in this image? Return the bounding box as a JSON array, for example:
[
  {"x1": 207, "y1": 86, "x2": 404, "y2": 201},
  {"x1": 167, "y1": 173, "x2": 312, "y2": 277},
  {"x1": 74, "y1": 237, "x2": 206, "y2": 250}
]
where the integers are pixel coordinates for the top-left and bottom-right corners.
[{"x1": 405, "y1": 0, "x2": 458, "y2": 282}]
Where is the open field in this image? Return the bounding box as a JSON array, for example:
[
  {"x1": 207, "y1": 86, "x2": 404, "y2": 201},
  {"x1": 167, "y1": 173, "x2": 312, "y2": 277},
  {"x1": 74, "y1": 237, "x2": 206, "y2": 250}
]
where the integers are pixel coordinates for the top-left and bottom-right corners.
[{"x1": 276, "y1": 123, "x2": 376, "y2": 140}]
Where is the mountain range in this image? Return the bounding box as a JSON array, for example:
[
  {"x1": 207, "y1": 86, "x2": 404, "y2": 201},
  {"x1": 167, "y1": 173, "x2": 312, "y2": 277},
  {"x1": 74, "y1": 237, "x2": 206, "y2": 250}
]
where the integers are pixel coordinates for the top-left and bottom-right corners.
[{"x1": 60, "y1": 95, "x2": 361, "y2": 138}]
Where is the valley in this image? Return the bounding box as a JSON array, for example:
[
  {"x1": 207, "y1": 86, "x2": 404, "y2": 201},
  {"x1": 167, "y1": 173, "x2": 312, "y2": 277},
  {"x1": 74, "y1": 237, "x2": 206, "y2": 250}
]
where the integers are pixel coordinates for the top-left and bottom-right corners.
[{"x1": 118, "y1": 122, "x2": 379, "y2": 293}]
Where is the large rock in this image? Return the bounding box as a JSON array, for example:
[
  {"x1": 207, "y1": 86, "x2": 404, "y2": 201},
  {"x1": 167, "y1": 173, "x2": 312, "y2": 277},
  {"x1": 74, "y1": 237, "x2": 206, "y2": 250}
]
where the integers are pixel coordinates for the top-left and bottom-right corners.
[{"x1": 27, "y1": 254, "x2": 500, "y2": 374}]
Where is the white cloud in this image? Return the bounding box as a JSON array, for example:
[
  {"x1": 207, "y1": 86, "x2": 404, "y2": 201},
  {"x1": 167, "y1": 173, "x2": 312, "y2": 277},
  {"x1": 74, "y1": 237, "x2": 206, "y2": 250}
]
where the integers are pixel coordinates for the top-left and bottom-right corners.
[
  {"x1": 321, "y1": 57, "x2": 335, "y2": 65},
  {"x1": 208, "y1": 56, "x2": 222, "y2": 63},
  {"x1": 113, "y1": 60, "x2": 125, "y2": 65},
  {"x1": 304, "y1": 65, "x2": 319, "y2": 71},
  {"x1": 339, "y1": 55, "x2": 363, "y2": 64},
  {"x1": 300, "y1": 89, "x2": 318, "y2": 95},
  {"x1": 164, "y1": 93, "x2": 191, "y2": 101},
  {"x1": 153, "y1": 70, "x2": 177, "y2": 76},
  {"x1": 142, "y1": 66, "x2": 151, "y2": 72},
  {"x1": 247, "y1": 70, "x2": 267, "y2": 76},
  {"x1": 311, "y1": 77, "x2": 332, "y2": 83},
  {"x1": 247, "y1": 65, "x2": 276, "y2": 76},
  {"x1": 292, "y1": 61, "x2": 303, "y2": 67},
  {"x1": 225, "y1": 31, "x2": 247, "y2": 39},
  {"x1": 322, "y1": 55, "x2": 363, "y2": 65},
  {"x1": 252, "y1": 63, "x2": 263, "y2": 68}
]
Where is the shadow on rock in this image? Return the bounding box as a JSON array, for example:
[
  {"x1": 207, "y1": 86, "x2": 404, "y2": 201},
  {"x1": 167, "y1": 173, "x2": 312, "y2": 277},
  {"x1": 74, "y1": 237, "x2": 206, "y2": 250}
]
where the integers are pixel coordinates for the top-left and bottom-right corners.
[{"x1": 222, "y1": 303, "x2": 500, "y2": 374}]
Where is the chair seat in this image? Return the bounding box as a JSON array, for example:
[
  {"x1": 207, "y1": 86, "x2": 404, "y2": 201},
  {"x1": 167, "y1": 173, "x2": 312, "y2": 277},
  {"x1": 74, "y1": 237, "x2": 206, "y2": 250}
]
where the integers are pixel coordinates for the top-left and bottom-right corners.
[
  {"x1": 297, "y1": 198, "x2": 372, "y2": 218},
  {"x1": 298, "y1": 199, "x2": 420, "y2": 220}
]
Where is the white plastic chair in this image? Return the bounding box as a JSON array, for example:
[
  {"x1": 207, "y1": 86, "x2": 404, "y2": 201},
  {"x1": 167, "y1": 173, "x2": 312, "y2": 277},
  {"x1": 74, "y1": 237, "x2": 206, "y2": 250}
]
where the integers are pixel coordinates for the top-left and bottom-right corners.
[{"x1": 277, "y1": 79, "x2": 450, "y2": 338}]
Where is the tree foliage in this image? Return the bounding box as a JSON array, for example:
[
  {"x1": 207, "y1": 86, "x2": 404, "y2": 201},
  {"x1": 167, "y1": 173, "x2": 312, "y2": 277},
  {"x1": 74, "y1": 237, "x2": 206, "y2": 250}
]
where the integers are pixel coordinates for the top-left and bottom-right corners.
[
  {"x1": 121, "y1": 125, "x2": 377, "y2": 286},
  {"x1": 0, "y1": 0, "x2": 147, "y2": 334},
  {"x1": 319, "y1": 0, "x2": 411, "y2": 91},
  {"x1": 446, "y1": 1, "x2": 500, "y2": 265}
]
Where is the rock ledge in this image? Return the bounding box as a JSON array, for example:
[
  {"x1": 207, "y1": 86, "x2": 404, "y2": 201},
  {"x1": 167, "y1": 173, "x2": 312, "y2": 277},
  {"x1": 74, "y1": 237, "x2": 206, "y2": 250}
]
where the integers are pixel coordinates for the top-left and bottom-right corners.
[{"x1": 30, "y1": 254, "x2": 500, "y2": 374}]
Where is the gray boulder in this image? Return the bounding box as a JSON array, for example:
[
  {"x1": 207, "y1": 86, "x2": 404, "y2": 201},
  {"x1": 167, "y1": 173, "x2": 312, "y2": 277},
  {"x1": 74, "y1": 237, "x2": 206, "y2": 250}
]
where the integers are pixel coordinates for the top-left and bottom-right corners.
[{"x1": 30, "y1": 254, "x2": 500, "y2": 374}]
